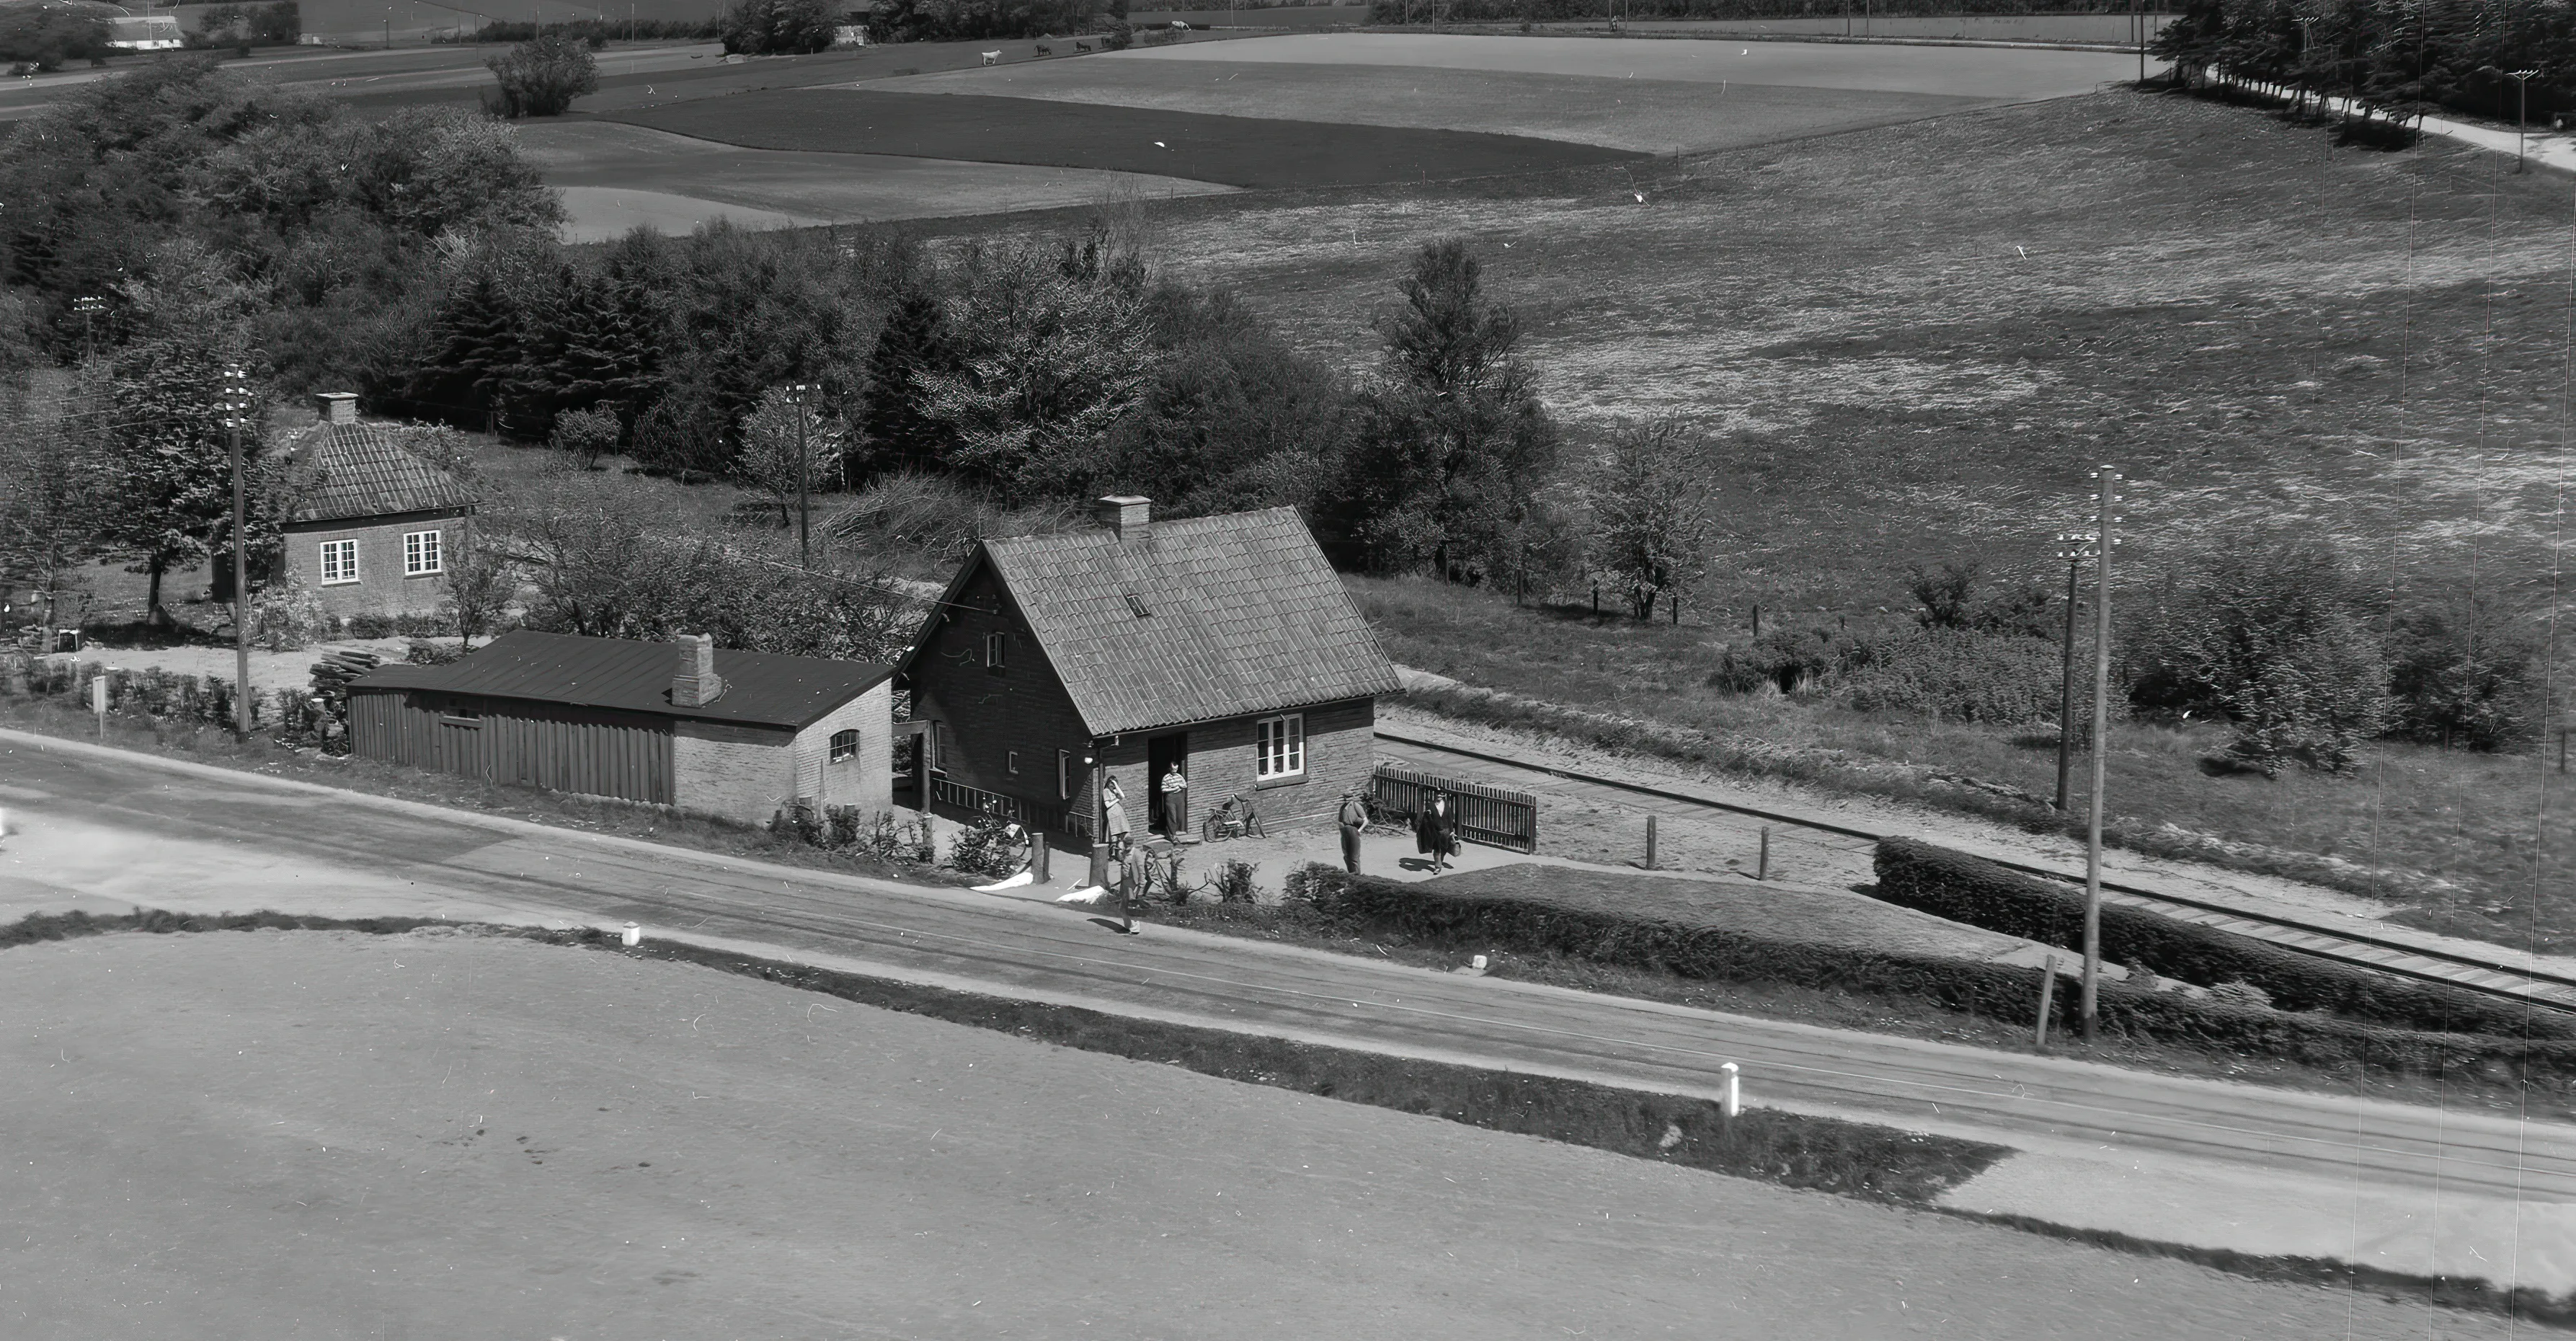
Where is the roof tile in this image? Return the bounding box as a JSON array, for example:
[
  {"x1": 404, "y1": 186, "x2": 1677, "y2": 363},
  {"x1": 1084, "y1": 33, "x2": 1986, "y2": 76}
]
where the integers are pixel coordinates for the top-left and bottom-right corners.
[{"x1": 285, "y1": 421, "x2": 477, "y2": 524}]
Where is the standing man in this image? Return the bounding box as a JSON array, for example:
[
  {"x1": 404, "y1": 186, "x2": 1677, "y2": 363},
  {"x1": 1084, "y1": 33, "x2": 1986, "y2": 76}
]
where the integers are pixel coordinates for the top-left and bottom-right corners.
[
  {"x1": 1158, "y1": 762, "x2": 1187, "y2": 841},
  {"x1": 1336, "y1": 789, "x2": 1369, "y2": 875}
]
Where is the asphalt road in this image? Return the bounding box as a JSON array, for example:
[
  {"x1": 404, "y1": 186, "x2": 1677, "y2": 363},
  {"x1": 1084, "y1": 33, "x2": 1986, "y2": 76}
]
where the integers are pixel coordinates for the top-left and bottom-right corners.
[{"x1": 5, "y1": 730, "x2": 2571, "y2": 1213}]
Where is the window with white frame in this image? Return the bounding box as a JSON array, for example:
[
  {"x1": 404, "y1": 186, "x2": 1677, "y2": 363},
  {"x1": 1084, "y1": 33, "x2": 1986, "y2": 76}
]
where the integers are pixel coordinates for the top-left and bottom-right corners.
[
  {"x1": 985, "y1": 630, "x2": 1006, "y2": 671},
  {"x1": 1256, "y1": 713, "x2": 1305, "y2": 782},
  {"x1": 1057, "y1": 749, "x2": 1073, "y2": 800},
  {"x1": 926, "y1": 721, "x2": 946, "y2": 774},
  {"x1": 830, "y1": 729, "x2": 859, "y2": 763},
  {"x1": 317, "y1": 539, "x2": 359, "y2": 585},
  {"x1": 404, "y1": 529, "x2": 443, "y2": 576}
]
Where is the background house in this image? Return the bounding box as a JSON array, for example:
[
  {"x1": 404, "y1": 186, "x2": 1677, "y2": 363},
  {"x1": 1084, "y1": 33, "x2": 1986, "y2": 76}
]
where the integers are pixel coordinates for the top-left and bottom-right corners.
[
  {"x1": 350, "y1": 629, "x2": 892, "y2": 824},
  {"x1": 277, "y1": 391, "x2": 476, "y2": 620},
  {"x1": 897, "y1": 496, "x2": 1398, "y2": 847}
]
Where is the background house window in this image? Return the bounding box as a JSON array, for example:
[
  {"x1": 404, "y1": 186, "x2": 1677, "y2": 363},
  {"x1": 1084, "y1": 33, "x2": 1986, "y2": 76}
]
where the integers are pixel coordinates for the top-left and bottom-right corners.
[
  {"x1": 318, "y1": 539, "x2": 359, "y2": 585},
  {"x1": 985, "y1": 631, "x2": 1006, "y2": 670},
  {"x1": 1008, "y1": 750, "x2": 1020, "y2": 774},
  {"x1": 404, "y1": 528, "x2": 443, "y2": 576},
  {"x1": 830, "y1": 729, "x2": 859, "y2": 763},
  {"x1": 1256, "y1": 713, "x2": 1305, "y2": 781},
  {"x1": 1057, "y1": 749, "x2": 1072, "y2": 800}
]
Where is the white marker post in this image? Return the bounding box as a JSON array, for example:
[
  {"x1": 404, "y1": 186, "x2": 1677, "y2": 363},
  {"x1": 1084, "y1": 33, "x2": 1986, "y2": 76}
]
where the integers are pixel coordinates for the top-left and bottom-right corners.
[
  {"x1": 1721, "y1": 1062, "x2": 1741, "y2": 1118},
  {"x1": 89, "y1": 671, "x2": 107, "y2": 739},
  {"x1": 621, "y1": 922, "x2": 642, "y2": 948}
]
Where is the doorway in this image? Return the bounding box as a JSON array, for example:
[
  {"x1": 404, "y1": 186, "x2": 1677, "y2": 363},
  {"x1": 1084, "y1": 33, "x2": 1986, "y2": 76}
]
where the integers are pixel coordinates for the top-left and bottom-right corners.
[{"x1": 1147, "y1": 732, "x2": 1189, "y2": 841}]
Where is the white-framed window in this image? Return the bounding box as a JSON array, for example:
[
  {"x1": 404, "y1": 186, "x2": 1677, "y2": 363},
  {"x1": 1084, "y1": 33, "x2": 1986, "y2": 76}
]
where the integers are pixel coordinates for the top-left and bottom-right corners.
[
  {"x1": 985, "y1": 630, "x2": 1006, "y2": 670},
  {"x1": 1007, "y1": 750, "x2": 1021, "y2": 775},
  {"x1": 1256, "y1": 713, "x2": 1305, "y2": 781},
  {"x1": 1057, "y1": 749, "x2": 1073, "y2": 800},
  {"x1": 404, "y1": 528, "x2": 443, "y2": 576},
  {"x1": 317, "y1": 539, "x2": 359, "y2": 585},
  {"x1": 926, "y1": 721, "x2": 946, "y2": 774},
  {"x1": 829, "y1": 729, "x2": 859, "y2": 763}
]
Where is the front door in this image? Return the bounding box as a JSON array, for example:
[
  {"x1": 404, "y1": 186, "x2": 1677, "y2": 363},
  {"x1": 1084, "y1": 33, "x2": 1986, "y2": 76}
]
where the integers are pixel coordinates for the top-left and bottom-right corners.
[{"x1": 1147, "y1": 732, "x2": 1188, "y2": 841}]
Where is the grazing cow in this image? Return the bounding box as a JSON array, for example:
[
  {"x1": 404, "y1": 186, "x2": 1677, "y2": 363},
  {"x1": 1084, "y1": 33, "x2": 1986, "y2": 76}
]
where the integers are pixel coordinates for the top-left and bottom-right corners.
[
  {"x1": 1075, "y1": 39, "x2": 1093, "y2": 51},
  {"x1": 1035, "y1": 42, "x2": 1051, "y2": 56},
  {"x1": 981, "y1": 49, "x2": 999, "y2": 65}
]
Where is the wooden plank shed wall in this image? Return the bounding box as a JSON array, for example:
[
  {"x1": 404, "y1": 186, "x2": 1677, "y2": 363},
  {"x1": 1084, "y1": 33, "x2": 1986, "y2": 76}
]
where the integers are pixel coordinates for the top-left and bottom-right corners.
[{"x1": 350, "y1": 689, "x2": 675, "y2": 806}]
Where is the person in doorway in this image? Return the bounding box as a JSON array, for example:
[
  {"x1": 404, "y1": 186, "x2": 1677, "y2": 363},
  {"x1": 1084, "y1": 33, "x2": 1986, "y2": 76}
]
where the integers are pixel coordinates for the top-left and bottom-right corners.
[
  {"x1": 1158, "y1": 763, "x2": 1187, "y2": 841},
  {"x1": 1102, "y1": 775, "x2": 1132, "y2": 862},
  {"x1": 1413, "y1": 789, "x2": 1458, "y2": 874},
  {"x1": 1336, "y1": 790, "x2": 1369, "y2": 875}
]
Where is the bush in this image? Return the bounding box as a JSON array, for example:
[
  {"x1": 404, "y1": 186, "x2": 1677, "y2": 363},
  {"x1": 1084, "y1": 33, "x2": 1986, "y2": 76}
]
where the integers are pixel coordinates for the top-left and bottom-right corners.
[
  {"x1": 2384, "y1": 610, "x2": 2543, "y2": 751},
  {"x1": 1292, "y1": 862, "x2": 2576, "y2": 1094},
  {"x1": 484, "y1": 33, "x2": 598, "y2": 118},
  {"x1": 251, "y1": 581, "x2": 331, "y2": 652},
  {"x1": 947, "y1": 807, "x2": 1025, "y2": 877},
  {"x1": 1839, "y1": 628, "x2": 2060, "y2": 725},
  {"x1": 549, "y1": 407, "x2": 622, "y2": 470},
  {"x1": 0, "y1": 6, "x2": 111, "y2": 71},
  {"x1": 719, "y1": 0, "x2": 838, "y2": 53},
  {"x1": 1705, "y1": 625, "x2": 1867, "y2": 696},
  {"x1": 1870, "y1": 838, "x2": 2571, "y2": 1040},
  {"x1": 1098, "y1": 19, "x2": 1132, "y2": 47},
  {"x1": 1211, "y1": 857, "x2": 1258, "y2": 904}
]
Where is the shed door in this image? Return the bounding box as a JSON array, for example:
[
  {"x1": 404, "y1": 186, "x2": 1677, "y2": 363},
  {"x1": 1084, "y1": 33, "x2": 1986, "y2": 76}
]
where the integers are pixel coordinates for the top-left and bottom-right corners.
[{"x1": 434, "y1": 713, "x2": 481, "y2": 776}]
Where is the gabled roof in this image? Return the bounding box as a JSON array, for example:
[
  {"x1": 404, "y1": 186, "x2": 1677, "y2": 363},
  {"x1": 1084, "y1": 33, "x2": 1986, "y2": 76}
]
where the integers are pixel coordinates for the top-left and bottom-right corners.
[
  {"x1": 352, "y1": 630, "x2": 891, "y2": 730},
  {"x1": 284, "y1": 421, "x2": 477, "y2": 525},
  {"x1": 907, "y1": 507, "x2": 1398, "y2": 736}
]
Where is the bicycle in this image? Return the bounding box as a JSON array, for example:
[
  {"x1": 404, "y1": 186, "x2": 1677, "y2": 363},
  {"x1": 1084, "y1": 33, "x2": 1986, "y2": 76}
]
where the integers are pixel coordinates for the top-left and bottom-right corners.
[{"x1": 1202, "y1": 792, "x2": 1263, "y2": 844}]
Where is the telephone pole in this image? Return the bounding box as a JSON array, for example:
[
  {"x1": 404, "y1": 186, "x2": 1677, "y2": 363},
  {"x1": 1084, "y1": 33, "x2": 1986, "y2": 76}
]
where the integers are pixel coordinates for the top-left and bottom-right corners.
[
  {"x1": 2051, "y1": 529, "x2": 2096, "y2": 812},
  {"x1": 72, "y1": 295, "x2": 104, "y2": 360},
  {"x1": 787, "y1": 383, "x2": 817, "y2": 568},
  {"x1": 220, "y1": 366, "x2": 255, "y2": 740},
  {"x1": 2079, "y1": 466, "x2": 2123, "y2": 1042}
]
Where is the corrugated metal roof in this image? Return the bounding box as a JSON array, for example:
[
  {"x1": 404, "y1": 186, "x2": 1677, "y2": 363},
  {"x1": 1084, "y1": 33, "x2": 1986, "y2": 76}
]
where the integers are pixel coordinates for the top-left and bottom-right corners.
[
  {"x1": 924, "y1": 507, "x2": 1398, "y2": 736},
  {"x1": 285, "y1": 420, "x2": 478, "y2": 525},
  {"x1": 352, "y1": 630, "x2": 892, "y2": 730}
]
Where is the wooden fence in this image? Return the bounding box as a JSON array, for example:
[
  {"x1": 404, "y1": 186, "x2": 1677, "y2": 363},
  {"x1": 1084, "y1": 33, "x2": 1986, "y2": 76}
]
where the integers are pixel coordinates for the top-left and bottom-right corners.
[
  {"x1": 1369, "y1": 764, "x2": 1538, "y2": 854},
  {"x1": 928, "y1": 775, "x2": 1082, "y2": 840}
]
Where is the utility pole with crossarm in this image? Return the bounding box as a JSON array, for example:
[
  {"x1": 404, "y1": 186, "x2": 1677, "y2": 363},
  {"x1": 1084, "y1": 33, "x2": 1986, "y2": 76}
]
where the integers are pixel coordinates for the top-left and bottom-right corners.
[
  {"x1": 219, "y1": 366, "x2": 255, "y2": 740},
  {"x1": 2079, "y1": 466, "x2": 2123, "y2": 1042}
]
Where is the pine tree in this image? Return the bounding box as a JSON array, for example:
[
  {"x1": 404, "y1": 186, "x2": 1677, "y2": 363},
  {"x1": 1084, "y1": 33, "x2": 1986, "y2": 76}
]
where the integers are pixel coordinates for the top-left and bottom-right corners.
[
  {"x1": 859, "y1": 289, "x2": 956, "y2": 481},
  {"x1": 402, "y1": 270, "x2": 518, "y2": 433}
]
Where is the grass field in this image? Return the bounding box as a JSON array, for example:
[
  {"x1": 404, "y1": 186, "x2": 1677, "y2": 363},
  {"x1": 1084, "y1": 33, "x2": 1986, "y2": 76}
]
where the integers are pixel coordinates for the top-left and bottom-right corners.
[
  {"x1": 4, "y1": 929, "x2": 2510, "y2": 1340},
  {"x1": 604, "y1": 87, "x2": 1644, "y2": 189}
]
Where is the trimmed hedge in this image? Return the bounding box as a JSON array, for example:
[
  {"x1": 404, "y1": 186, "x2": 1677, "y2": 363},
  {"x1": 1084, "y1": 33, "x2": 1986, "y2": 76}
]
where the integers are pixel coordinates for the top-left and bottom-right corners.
[
  {"x1": 1872, "y1": 838, "x2": 2575, "y2": 1042},
  {"x1": 1293, "y1": 865, "x2": 2576, "y2": 1097}
]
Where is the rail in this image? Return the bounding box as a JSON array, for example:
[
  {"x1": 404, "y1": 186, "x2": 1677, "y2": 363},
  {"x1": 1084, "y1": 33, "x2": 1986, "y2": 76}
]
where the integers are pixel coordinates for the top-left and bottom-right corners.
[
  {"x1": 1375, "y1": 727, "x2": 2576, "y2": 1011},
  {"x1": 927, "y1": 776, "x2": 1083, "y2": 840}
]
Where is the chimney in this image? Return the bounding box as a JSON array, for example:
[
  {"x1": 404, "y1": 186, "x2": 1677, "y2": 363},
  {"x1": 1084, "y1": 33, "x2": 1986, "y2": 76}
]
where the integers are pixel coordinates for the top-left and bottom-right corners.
[
  {"x1": 1091, "y1": 495, "x2": 1151, "y2": 541},
  {"x1": 314, "y1": 392, "x2": 359, "y2": 425},
  {"x1": 671, "y1": 634, "x2": 724, "y2": 708}
]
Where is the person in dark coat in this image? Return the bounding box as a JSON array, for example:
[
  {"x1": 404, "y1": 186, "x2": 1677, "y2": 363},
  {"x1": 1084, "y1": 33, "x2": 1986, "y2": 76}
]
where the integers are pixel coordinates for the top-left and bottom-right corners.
[{"x1": 1413, "y1": 790, "x2": 1458, "y2": 873}]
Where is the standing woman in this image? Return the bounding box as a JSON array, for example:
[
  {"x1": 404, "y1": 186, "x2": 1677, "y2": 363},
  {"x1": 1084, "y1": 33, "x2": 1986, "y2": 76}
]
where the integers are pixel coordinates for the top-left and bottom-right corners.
[
  {"x1": 1413, "y1": 789, "x2": 1457, "y2": 874},
  {"x1": 1102, "y1": 775, "x2": 1132, "y2": 862}
]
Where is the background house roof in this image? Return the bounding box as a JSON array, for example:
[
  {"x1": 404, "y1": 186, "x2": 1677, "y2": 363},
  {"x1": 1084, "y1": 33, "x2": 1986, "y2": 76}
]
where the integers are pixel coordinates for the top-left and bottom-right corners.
[
  {"x1": 284, "y1": 421, "x2": 478, "y2": 525},
  {"x1": 965, "y1": 507, "x2": 1400, "y2": 735},
  {"x1": 352, "y1": 630, "x2": 892, "y2": 730}
]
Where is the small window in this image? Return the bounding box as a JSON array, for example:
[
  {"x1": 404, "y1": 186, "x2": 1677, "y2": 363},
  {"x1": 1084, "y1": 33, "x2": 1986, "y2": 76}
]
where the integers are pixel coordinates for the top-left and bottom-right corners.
[
  {"x1": 1124, "y1": 593, "x2": 1151, "y2": 618},
  {"x1": 404, "y1": 528, "x2": 443, "y2": 576},
  {"x1": 829, "y1": 729, "x2": 858, "y2": 763},
  {"x1": 318, "y1": 539, "x2": 359, "y2": 585},
  {"x1": 1256, "y1": 713, "x2": 1305, "y2": 781},
  {"x1": 1007, "y1": 750, "x2": 1020, "y2": 775},
  {"x1": 985, "y1": 630, "x2": 1006, "y2": 671},
  {"x1": 1057, "y1": 749, "x2": 1072, "y2": 800},
  {"x1": 927, "y1": 721, "x2": 946, "y2": 774}
]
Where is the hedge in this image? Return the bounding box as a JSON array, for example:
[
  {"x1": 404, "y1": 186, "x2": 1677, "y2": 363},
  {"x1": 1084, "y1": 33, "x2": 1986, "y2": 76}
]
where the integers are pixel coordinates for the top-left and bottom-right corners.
[
  {"x1": 1871, "y1": 838, "x2": 2576, "y2": 1042},
  {"x1": 1292, "y1": 865, "x2": 2576, "y2": 1097}
]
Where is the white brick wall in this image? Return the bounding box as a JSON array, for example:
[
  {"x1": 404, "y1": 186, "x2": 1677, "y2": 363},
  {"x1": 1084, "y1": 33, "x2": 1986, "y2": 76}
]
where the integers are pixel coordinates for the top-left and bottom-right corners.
[{"x1": 671, "y1": 678, "x2": 892, "y2": 826}]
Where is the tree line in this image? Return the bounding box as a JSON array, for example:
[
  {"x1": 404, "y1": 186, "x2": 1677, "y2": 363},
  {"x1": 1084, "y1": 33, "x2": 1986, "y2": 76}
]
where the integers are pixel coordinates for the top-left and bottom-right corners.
[{"x1": 2155, "y1": 0, "x2": 2576, "y2": 126}]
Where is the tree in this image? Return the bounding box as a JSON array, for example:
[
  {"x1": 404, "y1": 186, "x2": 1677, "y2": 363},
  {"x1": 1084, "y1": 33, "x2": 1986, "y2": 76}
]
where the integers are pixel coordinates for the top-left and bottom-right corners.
[
  {"x1": 440, "y1": 546, "x2": 515, "y2": 650},
  {"x1": 549, "y1": 407, "x2": 622, "y2": 471},
  {"x1": 2384, "y1": 606, "x2": 2543, "y2": 751},
  {"x1": 486, "y1": 33, "x2": 598, "y2": 118},
  {"x1": 1906, "y1": 559, "x2": 1981, "y2": 630},
  {"x1": 100, "y1": 338, "x2": 268, "y2": 625},
  {"x1": 0, "y1": 6, "x2": 110, "y2": 71},
  {"x1": 720, "y1": 0, "x2": 840, "y2": 53},
  {"x1": 0, "y1": 366, "x2": 114, "y2": 630},
  {"x1": 1323, "y1": 237, "x2": 1559, "y2": 577},
  {"x1": 1586, "y1": 415, "x2": 1715, "y2": 620},
  {"x1": 858, "y1": 290, "x2": 958, "y2": 481},
  {"x1": 1103, "y1": 284, "x2": 1350, "y2": 518},
  {"x1": 913, "y1": 236, "x2": 1157, "y2": 504},
  {"x1": 2128, "y1": 537, "x2": 2389, "y2": 775},
  {"x1": 735, "y1": 386, "x2": 848, "y2": 528}
]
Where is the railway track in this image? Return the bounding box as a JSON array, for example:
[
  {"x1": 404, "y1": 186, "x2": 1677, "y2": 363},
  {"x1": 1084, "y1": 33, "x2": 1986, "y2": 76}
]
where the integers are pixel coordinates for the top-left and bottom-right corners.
[{"x1": 1377, "y1": 727, "x2": 2576, "y2": 1014}]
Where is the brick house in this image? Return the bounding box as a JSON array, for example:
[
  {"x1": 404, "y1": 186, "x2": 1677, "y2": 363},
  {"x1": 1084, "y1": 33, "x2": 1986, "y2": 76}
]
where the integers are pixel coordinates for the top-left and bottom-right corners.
[
  {"x1": 277, "y1": 393, "x2": 476, "y2": 619},
  {"x1": 348, "y1": 630, "x2": 894, "y2": 825},
  {"x1": 896, "y1": 497, "x2": 1398, "y2": 847}
]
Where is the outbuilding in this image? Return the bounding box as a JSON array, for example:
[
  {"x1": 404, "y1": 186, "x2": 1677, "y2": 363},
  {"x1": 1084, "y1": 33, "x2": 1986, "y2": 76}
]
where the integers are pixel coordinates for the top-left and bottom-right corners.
[
  {"x1": 349, "y1": 630, "x2": 893, "y2": 825},
  {"x1": 275, "y1": 393, "x2": 477, "y2": 620},
  {"x1": 896, "y1": 496, "x2": 1398, "y2": 846}
]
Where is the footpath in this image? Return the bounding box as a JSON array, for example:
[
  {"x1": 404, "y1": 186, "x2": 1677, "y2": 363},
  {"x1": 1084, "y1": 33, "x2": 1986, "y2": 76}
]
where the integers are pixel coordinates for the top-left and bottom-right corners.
[{"x1": 2, "y1": 726, "x2": 2572, "y2": 1300}]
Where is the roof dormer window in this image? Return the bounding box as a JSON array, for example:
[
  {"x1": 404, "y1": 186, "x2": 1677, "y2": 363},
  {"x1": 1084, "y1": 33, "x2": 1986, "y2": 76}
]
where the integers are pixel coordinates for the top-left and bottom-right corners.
[{"x1": 1125, "y1": 593, "x2": 1152, "y2": 618}]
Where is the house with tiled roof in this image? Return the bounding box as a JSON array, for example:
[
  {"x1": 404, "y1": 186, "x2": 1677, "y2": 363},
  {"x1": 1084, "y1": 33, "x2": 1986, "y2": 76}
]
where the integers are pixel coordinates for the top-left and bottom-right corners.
[
  {"x1": 280, "y1": 393, "x2": 478, "y2": 619},
  {"x1": 894, "y1": 496, "x2": 1399, "y2": 847}
]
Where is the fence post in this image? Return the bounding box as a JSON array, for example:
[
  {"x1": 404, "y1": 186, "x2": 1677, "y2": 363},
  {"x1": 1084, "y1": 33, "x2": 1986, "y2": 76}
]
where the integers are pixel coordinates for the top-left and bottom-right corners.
[
  {"x1": 2034, "y1": 963, "x2": 2056, "y2": 1049},
  {"x1": 1034, "y1": 831, "x2": 1050, "y2": 883},
  {"x1": 1644, "y1": 815, "x2": 1658, "y2": 870},
  {"x1": 1720, "y1": 1061, "x2": 1740, "y2": 1118},
  {"x1": 1756, "y1": 826, "x2": 1770, "y2": 882}
]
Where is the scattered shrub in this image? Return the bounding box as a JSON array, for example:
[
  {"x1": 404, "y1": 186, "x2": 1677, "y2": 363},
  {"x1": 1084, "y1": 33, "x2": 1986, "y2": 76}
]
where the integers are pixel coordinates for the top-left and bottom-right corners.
[
  {"x1": 404, "y1": 639, "x2": 463, "y2": 665},
  {"x1": 484, "y1": 32, "x2": 598, "y2": 118},
  {"x1": 1839, "y1": 628, "x2": 2060, "y2": 725},
  {"x1": 251, "y1": 580, "x2": 331, "y2": 651},
  {"x1": 1211, "y1": 857, "x2": 1258, "y2": 904},
  {"x1": 719, "y1": 0, "x2": 838, "y2": 53},
  {"x1": 1705, "y1": 626, "x2": 1867, "y2": 696},
  {"x1": 1870, "y1": 838, "x2": 2569, "y2": 1040},
  {"x1": 549, "y1": 407, "x2": 622, "y2": 470},
  {"x1": 2384, "y1": 610, "x2": 2543, "y2": 752},
  {"x1": 947, "y1": 807, "x2": 1025, "y2": 877}
]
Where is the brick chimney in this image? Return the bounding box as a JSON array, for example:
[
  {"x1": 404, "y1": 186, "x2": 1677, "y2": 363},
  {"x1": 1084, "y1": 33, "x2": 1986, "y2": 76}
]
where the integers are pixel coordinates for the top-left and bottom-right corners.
[
  {"x1": 1092, "y1": 495, "x2": 1151, "y2": 541},
  {"x1": 671, "y1": 634, "x2": 725, "y2": 707},
  {"x1": 314, "y1": 392, "x2": 359, "y2": 425}
]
